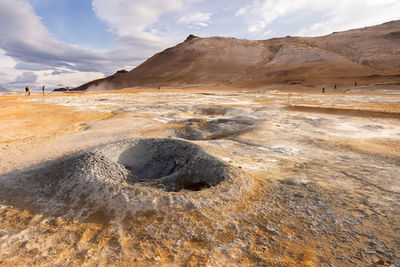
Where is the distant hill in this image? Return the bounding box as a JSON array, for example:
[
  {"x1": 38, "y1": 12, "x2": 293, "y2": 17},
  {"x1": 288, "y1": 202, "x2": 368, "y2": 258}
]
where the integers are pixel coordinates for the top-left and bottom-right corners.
[
  {"x1": 53, "y1": 87, "x2": 69, "y2": 92},
  {"x1": 72, "y1": 21, "x2": 400, "y2": 91},
  {"x1": 0, "y1": 86, "x2": 10, "y2": 92}
]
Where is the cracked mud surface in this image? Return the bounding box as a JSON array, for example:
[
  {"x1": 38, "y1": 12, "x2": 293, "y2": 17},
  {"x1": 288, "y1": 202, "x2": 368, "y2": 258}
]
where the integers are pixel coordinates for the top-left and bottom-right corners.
[{"x1": 0, "y1": 90, "x2": 399, "y2": 266}]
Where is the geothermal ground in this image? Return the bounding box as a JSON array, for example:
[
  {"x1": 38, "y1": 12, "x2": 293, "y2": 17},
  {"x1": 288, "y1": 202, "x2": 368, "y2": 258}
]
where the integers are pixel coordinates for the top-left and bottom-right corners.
[{"x1": 0, "y1": 89, "x2": 399, "y2": 266}]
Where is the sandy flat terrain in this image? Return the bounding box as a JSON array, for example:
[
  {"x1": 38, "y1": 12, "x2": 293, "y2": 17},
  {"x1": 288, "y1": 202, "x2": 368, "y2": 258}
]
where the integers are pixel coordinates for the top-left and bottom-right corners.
[{"x1": 0, "y1": 89, "x2": 399, "y2": 266}]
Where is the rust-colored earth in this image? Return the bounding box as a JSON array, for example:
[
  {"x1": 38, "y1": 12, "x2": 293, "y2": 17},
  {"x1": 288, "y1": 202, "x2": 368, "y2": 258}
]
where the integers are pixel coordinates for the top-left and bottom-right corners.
[{"x1": 0, "y1": 88, "x2": 399, "y2": 266}]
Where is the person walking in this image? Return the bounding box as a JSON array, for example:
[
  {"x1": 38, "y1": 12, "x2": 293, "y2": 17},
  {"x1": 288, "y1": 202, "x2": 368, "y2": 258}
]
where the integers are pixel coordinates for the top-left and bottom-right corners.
[
  {"x1": 322, "y1": 87, "x2": 325, "y2": 94},
  {"x1": 25, "y1": 86, "x2": 31, "y2": 96},
  {"x1": 42, "y1": 85, "x2": 45, "y2": 96}
]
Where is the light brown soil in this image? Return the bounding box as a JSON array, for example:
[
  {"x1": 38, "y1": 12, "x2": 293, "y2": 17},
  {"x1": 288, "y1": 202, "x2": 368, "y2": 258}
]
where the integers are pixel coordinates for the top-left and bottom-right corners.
[
  {"x1": 0, "y1": 89, "x2": 399, "y2": 266},
  {"x1": 0, "y1": 96, "x2": 110, "y2": 143}
]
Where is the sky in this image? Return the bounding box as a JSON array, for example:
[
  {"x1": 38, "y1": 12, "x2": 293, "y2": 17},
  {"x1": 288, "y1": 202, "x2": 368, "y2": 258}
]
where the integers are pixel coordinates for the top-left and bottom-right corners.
[{"x1": 0, "y1": 0, "x2": 399, "y2": 90}]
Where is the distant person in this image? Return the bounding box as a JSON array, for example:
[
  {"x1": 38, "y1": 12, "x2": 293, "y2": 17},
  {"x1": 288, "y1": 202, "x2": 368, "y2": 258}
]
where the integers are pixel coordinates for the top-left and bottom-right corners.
[
  {"x1": 334, "y1": 84, "x2": 337, "y2": 89},
  {"x1": 25, "y1": 86, "x2": 31, "y2": 96},
  {"x1": 322, "y1": 87, "x2": 325, "y2": 94},
  {"x1": 158, "y1": 86, "x2": 160, "y2": 92},
  {"x1": 355, "y1": 82, "x2": 357, "y2": 87},
  {"x1": 42, "y1": 85, "x2": 45, "y2": 96},
  {"x1": 66, "y1": 86, "x2": 69, "y2": 92}
]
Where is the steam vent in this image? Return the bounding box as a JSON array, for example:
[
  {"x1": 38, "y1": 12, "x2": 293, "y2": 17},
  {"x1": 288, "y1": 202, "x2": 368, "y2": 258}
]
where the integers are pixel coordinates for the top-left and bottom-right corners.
[{"x1": 0, "y1": 138, "x2": 254, "y2": 222}]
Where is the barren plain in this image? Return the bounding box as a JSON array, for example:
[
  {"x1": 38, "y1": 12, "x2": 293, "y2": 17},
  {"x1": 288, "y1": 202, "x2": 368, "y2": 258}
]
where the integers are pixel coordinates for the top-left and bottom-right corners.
[{"x1": 0, "y1": 89, "x2": 399, "y2": 266}]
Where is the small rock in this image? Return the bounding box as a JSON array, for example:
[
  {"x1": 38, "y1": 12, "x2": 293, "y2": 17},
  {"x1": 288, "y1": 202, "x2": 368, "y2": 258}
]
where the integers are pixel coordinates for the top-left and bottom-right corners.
[{"x1": 376, "y1": 259, "x2": 389, "y2": 265}]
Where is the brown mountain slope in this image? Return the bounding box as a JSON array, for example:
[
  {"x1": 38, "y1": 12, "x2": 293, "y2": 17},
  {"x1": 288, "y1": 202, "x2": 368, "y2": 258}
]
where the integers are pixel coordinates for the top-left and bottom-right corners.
[{"x1": 72, "y1": 21, "x2": 400, "y2": 91}]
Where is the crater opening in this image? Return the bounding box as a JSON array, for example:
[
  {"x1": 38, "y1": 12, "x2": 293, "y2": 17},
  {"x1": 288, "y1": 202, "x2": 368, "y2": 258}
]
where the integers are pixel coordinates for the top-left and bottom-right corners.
[
  {"x1": 118, "y1": 139, "x2": 227, "y2": 192},
  {"x1": 177, "y1": 117, "x2": 257, "y2": 141}
]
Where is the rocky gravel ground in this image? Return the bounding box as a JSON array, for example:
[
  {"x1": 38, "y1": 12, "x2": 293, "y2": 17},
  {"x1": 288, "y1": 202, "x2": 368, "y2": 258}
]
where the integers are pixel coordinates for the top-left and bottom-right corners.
[{"x1": 0, "y1": 90, "x2": 399, "y2": 266}]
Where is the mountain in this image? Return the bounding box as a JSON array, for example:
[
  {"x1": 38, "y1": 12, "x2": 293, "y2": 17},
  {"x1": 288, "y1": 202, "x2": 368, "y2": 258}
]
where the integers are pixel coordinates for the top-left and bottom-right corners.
[
  {"x1": 72, "y1": 21, "x2": 400, "y2": 91},
  {"x1": 0, "y1": 86, "x2": 10, "y2": 92}
]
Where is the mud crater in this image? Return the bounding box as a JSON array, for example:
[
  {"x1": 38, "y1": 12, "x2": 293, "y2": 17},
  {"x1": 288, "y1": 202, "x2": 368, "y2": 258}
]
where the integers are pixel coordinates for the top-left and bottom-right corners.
[
  {"x1": 0, "y1": 138, "x2": 255, "y2": 220},
  {"x1": 118, "y1": 139, "x2": 226, "y2": 192},
  {"x1": 177, "y1": 116, "x2": 258, "y2": 140}
]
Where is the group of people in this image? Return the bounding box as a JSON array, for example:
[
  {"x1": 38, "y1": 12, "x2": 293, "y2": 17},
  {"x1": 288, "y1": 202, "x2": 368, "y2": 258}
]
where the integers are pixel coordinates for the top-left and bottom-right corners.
[
  {"x1": 25, "y1": 85, "x2": 46, "y2": 96},
  {"x1": 322, "y1": 81, "x2": 358, "y2": 94}
]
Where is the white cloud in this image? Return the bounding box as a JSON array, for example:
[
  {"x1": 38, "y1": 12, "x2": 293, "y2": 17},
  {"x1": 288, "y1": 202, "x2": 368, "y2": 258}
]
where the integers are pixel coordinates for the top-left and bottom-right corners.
[
  {"x1": 236, "y1": 0, "x2": 320, "y2": 33},
  {"x1": 37, "y1": 70, "x2": 105, "y2": 89},
  {"x1": 299, "y1": 0, "x2": 400, "y2": 36},
  {"x1": 15, "y1": 72, "x2": 38, "y2": 84},
  {"x1": 4, "y1": 68, "x2": 105, "y2": 90},
  {"x1": 92, "y1": 0, "x2": 187, "y2": 35},
  {"x1": 51, "y1": 69, "x2": 74, "y2": 76},
  {"x1": 179, "y1": 12, "x2": 212, "y2": 27},
  {"x1": 0, "y1": 0, "x2": 112, "y2": 73},
  {"x1": 236, "y1": 0, "x2": 400, "y2": 36},
  {"x1": 0, "y1": 0, "x2": 208, "y2": 89},
  {"x1": 91, "y1": 1, "x2": 208, "y2": 51},
  {"x1": 262, "y1": 29, "x2": 277, "y2": 38},
  {"x1": 0, "y1": 50, "x2": 19, "y2": 86},
  {"x1": 0, "y1": 0, "x2": 192, "y2": 89}
]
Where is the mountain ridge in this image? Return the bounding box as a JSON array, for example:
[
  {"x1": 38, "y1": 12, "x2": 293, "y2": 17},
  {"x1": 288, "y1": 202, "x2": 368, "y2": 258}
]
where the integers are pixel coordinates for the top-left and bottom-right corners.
[{"x1": 71, "y1": 20, "x2": 400, "y2": 91}]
